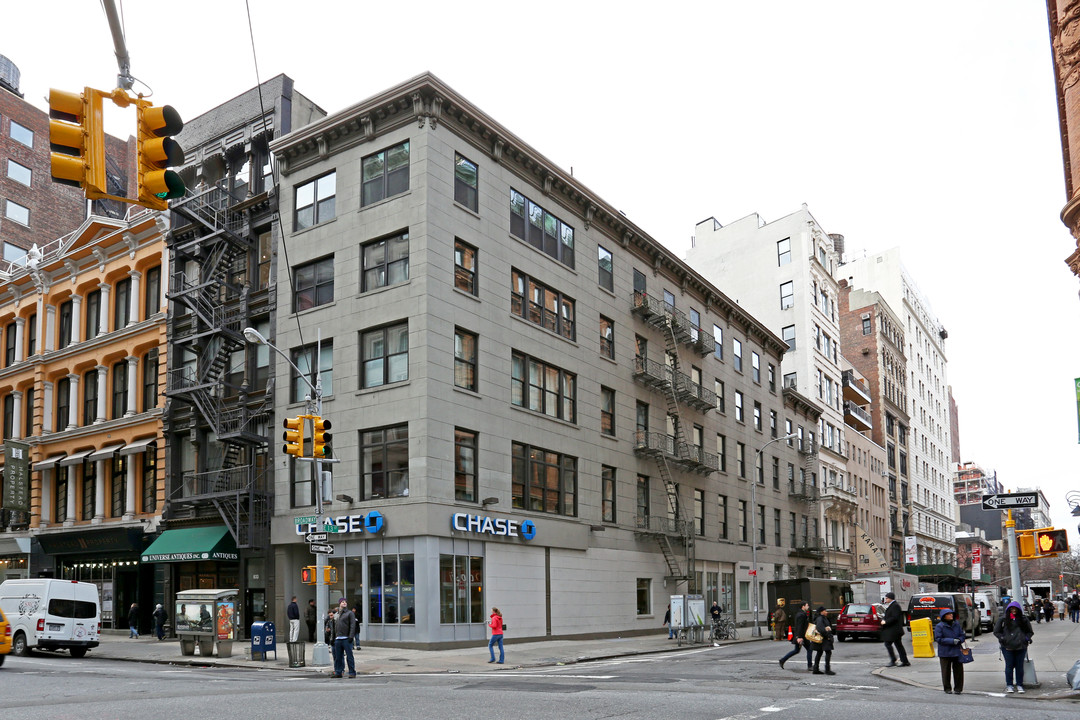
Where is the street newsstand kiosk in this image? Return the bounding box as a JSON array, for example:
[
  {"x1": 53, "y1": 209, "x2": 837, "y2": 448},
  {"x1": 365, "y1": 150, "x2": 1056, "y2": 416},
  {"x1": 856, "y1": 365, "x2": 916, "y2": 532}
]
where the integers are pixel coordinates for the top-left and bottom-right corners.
[{"x1": 175, "y1": 589, "x2": 238, "y2": 658}]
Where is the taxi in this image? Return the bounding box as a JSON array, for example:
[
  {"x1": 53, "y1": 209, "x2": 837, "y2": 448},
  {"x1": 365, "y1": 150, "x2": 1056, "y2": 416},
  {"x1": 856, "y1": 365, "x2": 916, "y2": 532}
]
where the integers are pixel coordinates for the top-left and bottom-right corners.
[{"x1": 0, "y1": 605, "x2": 11, "y2": 665}]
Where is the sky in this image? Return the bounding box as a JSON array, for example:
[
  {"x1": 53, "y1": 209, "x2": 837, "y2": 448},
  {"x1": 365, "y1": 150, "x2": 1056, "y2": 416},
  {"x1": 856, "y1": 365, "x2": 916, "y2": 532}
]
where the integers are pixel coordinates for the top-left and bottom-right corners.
[{"x1": 5, "y1": 2, "x2": 1080, "y2": 541}]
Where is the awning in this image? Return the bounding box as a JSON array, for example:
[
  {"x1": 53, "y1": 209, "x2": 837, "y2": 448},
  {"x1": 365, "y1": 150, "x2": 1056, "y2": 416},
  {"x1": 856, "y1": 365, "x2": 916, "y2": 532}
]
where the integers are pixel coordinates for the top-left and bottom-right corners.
[
  {"x1": 34, "y1": 455, "x2": 65, "y2": 471},
  {"x1": 0, "y1": 537, "x2": 30, "y2": 556},
  {"x1": 88, "y1": 444, "x2": 125, "y2": 461},
  {"x1": 140, "y1": 526, "x2": 238, "y2": 563},
  {"x1": 59, "y1": 449, "x2": 95, "y2": 467},
  {"x1": 119, "y1": 437, "x2": 157, "y2": 456}
]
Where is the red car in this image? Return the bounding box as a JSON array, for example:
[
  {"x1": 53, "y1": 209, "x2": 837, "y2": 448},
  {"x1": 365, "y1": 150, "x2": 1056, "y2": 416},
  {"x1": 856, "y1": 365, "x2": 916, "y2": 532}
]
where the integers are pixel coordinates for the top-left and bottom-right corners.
[{"x1": 835, "y1": 603, "x2": 885, "y2": 641}]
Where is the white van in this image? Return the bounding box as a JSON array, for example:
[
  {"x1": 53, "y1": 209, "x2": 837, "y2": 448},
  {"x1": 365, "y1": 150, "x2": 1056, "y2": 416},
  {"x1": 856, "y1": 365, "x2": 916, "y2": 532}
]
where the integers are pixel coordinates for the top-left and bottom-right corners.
[
  {"x1": 973, "y1": 591, "x2": 999, "y2": 631},
  {"x1": 0, "y1": 579, "x2": 100, "y2": 657}
]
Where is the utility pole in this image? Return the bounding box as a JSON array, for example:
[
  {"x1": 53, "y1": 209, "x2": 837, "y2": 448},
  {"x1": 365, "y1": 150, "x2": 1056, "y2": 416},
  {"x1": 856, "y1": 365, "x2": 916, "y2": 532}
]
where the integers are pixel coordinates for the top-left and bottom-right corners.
[{"x1": 1005, "y1": 508, "x2": 1039, "y2": 686}]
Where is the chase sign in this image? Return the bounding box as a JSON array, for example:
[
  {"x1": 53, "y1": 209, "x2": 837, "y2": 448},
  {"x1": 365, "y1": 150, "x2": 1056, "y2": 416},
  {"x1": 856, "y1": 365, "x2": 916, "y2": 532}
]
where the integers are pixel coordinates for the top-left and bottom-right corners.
[{"x1": 452, "y1": 513, "x2": 536, "y2": 541}]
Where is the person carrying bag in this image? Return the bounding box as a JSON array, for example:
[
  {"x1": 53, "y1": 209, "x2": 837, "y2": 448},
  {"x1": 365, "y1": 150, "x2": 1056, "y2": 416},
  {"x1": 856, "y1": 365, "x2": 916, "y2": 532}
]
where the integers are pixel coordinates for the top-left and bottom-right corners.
[{"x1": 934, "y1": 608, "x2": 967, "y2": 694}]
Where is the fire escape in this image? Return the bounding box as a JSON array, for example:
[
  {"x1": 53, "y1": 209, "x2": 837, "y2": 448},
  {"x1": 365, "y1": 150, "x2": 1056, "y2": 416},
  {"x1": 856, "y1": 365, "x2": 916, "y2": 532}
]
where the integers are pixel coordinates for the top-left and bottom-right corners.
[
  {"x1": 786, "y1": 435, "x2": 825, "y2": 574},
  {"x1": 631, "y1": 291, "x2": 718, "y2": 590},
  {"x1": 164, "y1": 184, "x2": 271, "y2": 549}
]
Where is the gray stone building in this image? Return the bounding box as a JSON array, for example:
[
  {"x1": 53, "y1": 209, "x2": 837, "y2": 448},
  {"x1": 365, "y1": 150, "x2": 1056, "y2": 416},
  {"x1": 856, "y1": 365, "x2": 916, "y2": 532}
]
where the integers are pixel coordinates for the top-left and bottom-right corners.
[{"x1": 267, "y1": 73, "x2": 821, "y2": 645}]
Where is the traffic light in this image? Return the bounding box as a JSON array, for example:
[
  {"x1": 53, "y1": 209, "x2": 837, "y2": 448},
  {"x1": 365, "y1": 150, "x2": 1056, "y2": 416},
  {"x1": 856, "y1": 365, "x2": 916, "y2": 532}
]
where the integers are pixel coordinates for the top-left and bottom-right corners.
[
  {"x1": 312, "y1": 417, "x2": 333, "y2": 458},
  {"x1": 282, "y1": 416, "x2": 304, "y2": 458},
  {"x1": 135, "y1": 98, "x2": 186, "y2": 210},
  {"x1": 48, "y1": 87, "x2": 106, "y2": 196},
  {"x1": 300, "y1": 566, "x2": 317, "y2": 585},
  {"x1": 324, "y1": 566, "x2": 338, "y2": 584},
  {"x1": 1017, "y1": 530, "x2": 1036, "y2": 559},
  {"x1": 1035, "y1": 528, "x2": 1069, "y2": 556}
]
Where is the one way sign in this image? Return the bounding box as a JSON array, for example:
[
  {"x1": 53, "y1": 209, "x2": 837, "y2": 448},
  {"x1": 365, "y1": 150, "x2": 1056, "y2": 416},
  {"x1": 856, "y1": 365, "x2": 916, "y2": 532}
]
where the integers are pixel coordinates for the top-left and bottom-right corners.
[{"x1": 982, "y1": 493, "x2": 1038, "y2": 510}]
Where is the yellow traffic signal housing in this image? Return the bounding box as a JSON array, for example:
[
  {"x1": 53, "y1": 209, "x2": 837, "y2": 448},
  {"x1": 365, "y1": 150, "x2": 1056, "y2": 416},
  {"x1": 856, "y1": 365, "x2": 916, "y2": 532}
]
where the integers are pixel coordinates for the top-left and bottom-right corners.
[
  {"x1": 324, "y1": 566, "x2": 338, "y2": 584},
  {"x1": 48, "y1": 87, "x2": 106, "y2": 196},
  {"x1": 301, "y1": 566, "x2": 317, "y2": 585},
  {"x1": 312, "y1": 417, "x2": 333, "y2": 458},
  {"x1": 1035, "y1": 528, "x2": 1069, "y2": 555},
  {"x1": 282, "y1": 416, "x2": 304, "y2": 458},
  {"x1": 135, "y1": 99, "x2": 186, "y2": 210},
  {"x1": 1016, "y1": 530, "x2": 1036, "y2": 559}
]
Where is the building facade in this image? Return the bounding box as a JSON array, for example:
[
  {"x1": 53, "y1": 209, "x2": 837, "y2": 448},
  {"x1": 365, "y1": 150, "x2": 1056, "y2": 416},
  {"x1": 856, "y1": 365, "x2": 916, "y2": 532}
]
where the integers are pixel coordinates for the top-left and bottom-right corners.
[
  {"x1": 265, "y1": 73, "x2": 825, "y2": 645},
  {"x1": 840, "y1": 360, "x2": 890, "y2": 574},
  {"x1": 687, "y1": 208, "x2": 855, "y2": 577},
  {"x1": 1046, "y1": 0, "x2": 1080, "y2": 280}
]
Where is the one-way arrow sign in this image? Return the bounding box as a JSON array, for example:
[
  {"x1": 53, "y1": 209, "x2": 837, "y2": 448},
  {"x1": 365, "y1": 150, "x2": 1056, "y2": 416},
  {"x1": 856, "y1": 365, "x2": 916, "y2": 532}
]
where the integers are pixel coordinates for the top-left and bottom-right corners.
[
  {"x1": 309, "y1": 543, "x2": 335, "y2": 555},
  {"x1": 304, "y1": 532, "x2": 328, "y2": 543},
  {"x1": 982, "y1": 493, "x2": 1038, "y2": 510}
]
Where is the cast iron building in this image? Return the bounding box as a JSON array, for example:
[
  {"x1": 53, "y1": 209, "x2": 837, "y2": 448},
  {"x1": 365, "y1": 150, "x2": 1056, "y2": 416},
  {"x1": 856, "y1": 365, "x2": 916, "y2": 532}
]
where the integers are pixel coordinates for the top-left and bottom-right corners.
[{"x1": 267, "y1": 73, "x2": 823, "y2": 644}]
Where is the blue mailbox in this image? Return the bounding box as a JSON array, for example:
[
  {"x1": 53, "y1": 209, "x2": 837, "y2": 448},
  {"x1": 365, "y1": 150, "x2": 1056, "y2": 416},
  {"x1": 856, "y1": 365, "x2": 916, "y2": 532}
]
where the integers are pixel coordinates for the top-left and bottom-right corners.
[{"x1": 250, "y1": 621, "x2": 276, "y2": 660}]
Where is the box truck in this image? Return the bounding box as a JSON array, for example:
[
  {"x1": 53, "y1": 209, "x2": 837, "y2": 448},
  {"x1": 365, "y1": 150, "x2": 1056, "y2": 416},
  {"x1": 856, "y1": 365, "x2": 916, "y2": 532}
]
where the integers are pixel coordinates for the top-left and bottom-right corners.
[
  {"x1": 0, "y1": 579, "x2": 100, "y2": 657},
  {"x1": 855, "y1": 571, "x2": 919, "y2": 608}
]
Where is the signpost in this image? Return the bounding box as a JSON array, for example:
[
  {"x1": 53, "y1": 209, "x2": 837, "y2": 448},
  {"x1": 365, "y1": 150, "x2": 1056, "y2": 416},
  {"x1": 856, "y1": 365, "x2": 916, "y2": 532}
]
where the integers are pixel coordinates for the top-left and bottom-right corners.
[
  {"x1": 981, "y1": 493, "x2": 1038, "y2": 510},
  {"x1": 294, "y1": 515, "x2": 317, "y2": 525},
  {"x1": 304, "y1": 533, "x2": 328, "y2": 543},
  {"x1": 309, "y1": 543, "x2": 334, "y2": 555}
]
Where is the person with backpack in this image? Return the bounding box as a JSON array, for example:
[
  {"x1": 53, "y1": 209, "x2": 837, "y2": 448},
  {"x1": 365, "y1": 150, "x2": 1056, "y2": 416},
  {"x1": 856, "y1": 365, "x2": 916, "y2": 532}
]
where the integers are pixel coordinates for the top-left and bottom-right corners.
[{"x1": 994, "y1": 600, "x2": 1034, "y2": 694}]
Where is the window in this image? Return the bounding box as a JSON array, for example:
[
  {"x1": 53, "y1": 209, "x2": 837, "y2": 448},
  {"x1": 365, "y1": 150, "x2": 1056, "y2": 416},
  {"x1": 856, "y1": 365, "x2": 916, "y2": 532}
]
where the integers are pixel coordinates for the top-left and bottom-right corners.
[
  {"x1": 716, "y1": 434, "x2": 727, "y2": 472},
  {"x1": 84, "y1": 291, "x2": 100, "y2": 340},
  {"x1": 599, "y1": 316, "x2": 614, "y2": 359},
  {"x1": 143, "y1": 349, "x2": 158, "y2": 412},
  {"x1": 293, "y1": 256, "x2": 334, "y2": 311},
  {"x1": 83, "y1": 368, "x2": 98, "y2": 425},
  {"x1": 633, "y1": 268, "x2": 646, "y2": 296},
  {"x1": 82, "y1": 460, "x2": 96, "y2": 521},
  {"x1": 5, "y1": 200, "x2": 29, "y2": 226},
  {"x1": 509, "y1": 189, "x2": 575, "y2": 268},
  {"x1": 600, "y1": 386, "x2": 615, "y2": 436},
  {"x1": 598, "y1": 246, "x2": 613, "y2": 291},
  {"x1": 636, "y1": 474, "x2": 650, "y2": 524},
  {"x1": 737, "y1": 442, "x2": 746, "y2": 478},
  {"x1": 511, "y1": 351, "x2": 576, "y2": 422},
  {"x1": 4, "y1": 323, "x2": 14, "y2": 366},
  {"x1": 511, "y1": 441, "x2": 576, "y2": 516},
  {"x1": 295, "y1": 171, "x2": 336, "y2": 229},
  {"x1": 362, "y1": 141, "x2": 409, "y2": 206},
  {"x1": 291, "y1": 340, "x2": 333, "y2": 403},
  {"x1": 144, "y1": 266, "x2": 161, "y2": 319},
  {"x1": 689, "y1": 308, "x2": 701, "y2": 343},
  {"x1": 751, "y1": 352, "x2": 760, "y2": 383},
  {"x1": 510, "y1": 269, "x2": 575, "y2": 340},
  {"x1": 454, "y1": 328, "x2": 477, "y2": 391},
  {"x1": 110, "y1": 456, "x2": 126, "y2": 518},
  {"x1": 55, "y1": 467, "x2": 68, "y2": 524},
  {"x1": 718, "y1": 495, "x2": 728, "y2": 539},
  {"x1": 781, "y1": 325, "x2": 796, "y2": 352},
  {"x1": 111, "y1": 362, "x2": 128, "y2": 419},
  {"x1": 361, "y1": 323, "x2": 408, "y2": 389},
  {"x1": 753, "y1": 402, "x2": 762, "y2": 431},
  {"x1": 758, "y1": 505, "x2": 766, "y2": 544},
  {"x1": 142, "y1": 447, "x2": 157, "y2": 514},
  {"x1": 602, "y1": 466, "x2": 616, "y2": 522},
  {"x1": 780, "y1": 281, "x2": 794, "y2": 309},
  {"x1": 770, "y1": 410, "x2": 778, "y2": 438},
  {"x1": 772, "y1": 457, "x2": 780, "y2": 489},
  {"x1": 10, "y1": 120, "x2": 33, "y2": 147},
  {"x1": 454, "y1": 428, "x2": 477, "y2": 502},
  {"x1": 755, "y1": 452, "x2": 764, "y2": 484},
  {"x1": 694, "y1": 489, "x2": 705, "y2": 535},
  {"x1": 734, "y1": 391, "x2": 743, "y2": 422},
  {"x1": 362, "y1": 231, "x2": 409, "y2": 291},
  {"x1": 7, "y1": 160, "x2": 31, "y2": 186},
  {"x1": 2, "y1": 394, "x2": 12, "y2": 440},
  {"x1": 360, "y1": 424, "x2": 409, "y2": 499},
  {"x1": 24, "y1": 387, "x2": 35, "y2": 437},
  {"x1": 713, "y1": 324, "x2": 723, "y2": 359},
  {"x1": 777, "y1": 237, "x2": 791, "y2": 266},
  {"x1": 774, "y1": 508, "x2": 782, "y2": 545},
  {"x1": 714, "y1": 380, "x2": 725, "y2": 412},
  {"x1": 738, "y1": 500, "x2": 747, "y2": 542},
  {"x1": 256, "y1": 231, "x2": 272, "y2": 289},
  {"x1": 369, "y1": 554, "x2": 415, "y2": 625},
  {"x1": 114, "y1": 278, "x2": 131, "y2": 330},
  {"x1": 733, "y1": 338, "x2": 742, "y2": 372},
  {"x1": 862, "y1": 315, "x2": 872, "y2": 335},
  {"x1": 440, "y1": 555, "x2": 484, "y2": 624},
  {"x1": 768, "y1": 364, "x2": 776, "y2": 392},
  {"x1": 454, "y1": 153, "x2": 478, "y2": 211},
  {"x1": 454, "y1": 239, "x2": 478, "y2": 295},
  {"x1": 636, "y1": 578, "x2": 652, "y2": 616},
  {"x1": 783, "y1": 371, "x2": 797, "y2": 389}
]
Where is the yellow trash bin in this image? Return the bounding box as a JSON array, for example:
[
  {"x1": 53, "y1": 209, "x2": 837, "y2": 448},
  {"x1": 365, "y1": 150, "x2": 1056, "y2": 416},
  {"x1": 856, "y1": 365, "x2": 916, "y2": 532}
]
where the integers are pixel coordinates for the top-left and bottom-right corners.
[{"x1": 909, "y1": 617, "x2": 935, "y2": 658}]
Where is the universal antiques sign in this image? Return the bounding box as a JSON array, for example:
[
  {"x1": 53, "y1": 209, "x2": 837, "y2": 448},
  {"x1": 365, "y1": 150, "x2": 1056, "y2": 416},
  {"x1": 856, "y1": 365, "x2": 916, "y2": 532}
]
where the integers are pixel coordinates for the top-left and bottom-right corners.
[{"x1": 3, "y1": 440, "x2": 30, "y2": 512}]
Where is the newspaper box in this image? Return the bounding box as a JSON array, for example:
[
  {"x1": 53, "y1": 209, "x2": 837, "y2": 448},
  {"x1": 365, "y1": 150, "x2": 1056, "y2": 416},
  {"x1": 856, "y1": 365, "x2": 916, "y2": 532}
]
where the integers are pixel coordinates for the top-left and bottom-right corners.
[{"x1": 175, "y1": 589, "x2": 239, "y2": 658}]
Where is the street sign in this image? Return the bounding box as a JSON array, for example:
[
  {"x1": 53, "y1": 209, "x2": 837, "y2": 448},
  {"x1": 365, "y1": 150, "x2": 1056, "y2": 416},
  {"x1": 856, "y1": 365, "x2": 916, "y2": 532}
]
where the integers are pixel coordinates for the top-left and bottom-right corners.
[
  {"x1": 309, "y1": 543, "x2": 334, "y2": 555},
  {"x1": 982, "y1": 493, "x2": 1038, "y2": 510},
  {"x1": 325, "y1": 524, "x2": 340, "y2": 533},
  {"x1": 305, "y1": 533, "x2": 328, "y2": 543},
  {"x1": 294, "y1": 515, "x2": 317, "y2": 525}
]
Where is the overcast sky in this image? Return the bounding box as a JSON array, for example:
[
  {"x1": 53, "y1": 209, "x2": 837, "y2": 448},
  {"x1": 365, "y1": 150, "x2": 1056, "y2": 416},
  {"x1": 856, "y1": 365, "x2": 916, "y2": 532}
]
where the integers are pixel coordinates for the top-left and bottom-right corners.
[{"x1": 5, "y1": 2, "x2": 1079, "y2": 543}]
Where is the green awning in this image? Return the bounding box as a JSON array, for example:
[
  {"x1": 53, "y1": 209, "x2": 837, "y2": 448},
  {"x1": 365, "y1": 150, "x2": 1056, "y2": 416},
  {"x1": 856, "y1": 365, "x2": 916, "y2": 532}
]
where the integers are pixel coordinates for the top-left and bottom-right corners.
[{"x1": 140, "y1": 526, "x2": 238, "y2": 563}]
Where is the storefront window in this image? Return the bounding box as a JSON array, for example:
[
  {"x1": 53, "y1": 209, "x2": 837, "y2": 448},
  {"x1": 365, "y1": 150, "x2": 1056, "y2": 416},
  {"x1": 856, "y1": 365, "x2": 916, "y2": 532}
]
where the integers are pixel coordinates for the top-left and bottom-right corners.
[
  {"x1": 368, "y1": 554, "x2": 414, "y2": 625},
  {"x1": 440, "y1": 554, "x2": 483, "y2": 624}
]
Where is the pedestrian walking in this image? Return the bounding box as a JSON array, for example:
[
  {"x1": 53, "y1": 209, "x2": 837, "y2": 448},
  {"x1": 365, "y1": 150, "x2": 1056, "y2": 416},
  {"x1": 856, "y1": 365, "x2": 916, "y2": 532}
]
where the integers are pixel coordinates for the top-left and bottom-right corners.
[
  {"x1": 933, "y1": 609, "x2": 966, "y2": 694},
  {"x1": 810, "y1": 606, "x2": 835, "y2": 675},
  {"x1": 879, "y1": 591, "x2": 910, "y2": 667},
  {"x1": 1056, "y1": 598, "x2": 1066, "y2": 621},
  {"x1": 664, "y1": 604, "x2": 675, "y2": 639},
  {"x1": 772, "y1": 599, "x2": 788, "y2": 641},
  {"x1": 152, "y1": 603, "x2": 168, "y2": 641},
  {"x1": 330, "y1": 598, "x2": 357, "y2": 678},
  {"x1": 1068, "y1": 593, "x2": 1080, "y2": 623},
  {"x1": 1045, "y1": 598, "x2": 1056, "y2": 623},
  {"x1": 487, "y1": 607, "x2": 505, "y2": 664},
  {"x1": 287, "y1": 595, "x2": 301, "y2": 643},
  {"x1": 993, "y1": 600, "x2": 1033, "y2": 694},
  {"x1": 779, "y1": 601, "x2": 813, "y2": 671},
  {"x1": 128, "y1": 602, "x2": 140, "y2": 639},
  {"x1": 305, "y1": 599, "x2": 317, "y2": 642}
]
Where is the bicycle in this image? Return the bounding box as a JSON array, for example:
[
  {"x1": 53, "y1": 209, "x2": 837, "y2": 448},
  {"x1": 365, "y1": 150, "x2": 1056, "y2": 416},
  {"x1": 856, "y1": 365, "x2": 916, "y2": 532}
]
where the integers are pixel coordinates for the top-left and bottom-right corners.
[{"x1": 708, "y1": 618, "x2": 739, "y2": 642}]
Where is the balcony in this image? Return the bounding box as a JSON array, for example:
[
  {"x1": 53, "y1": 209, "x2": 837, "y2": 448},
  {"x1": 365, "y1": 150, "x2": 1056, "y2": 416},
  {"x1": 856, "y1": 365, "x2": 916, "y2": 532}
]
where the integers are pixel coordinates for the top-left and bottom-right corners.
[
  {"x1": 844, "y1": 400, "x2": 872, "y2": 431},
  {"x1": 842, "y1": 370, "x2": 873, "y2": 405},
  {"x1": 674, "y1": 373, "x2": 717, "y2": 412},
  {"x1": 630, "y1": 292, "x2": 708, "y2": 351},
  {"x1": 635, "y1": 514, "x2": 690, "y2": 537},
  {"x1": 633, "y1": 355, "x2": 673, "y2": 390},
  {"x1": 790, "y1": 536, "x2": 826, "y2": 558},
  {"x1": 822, "y1": 480, "x2": 859, "y2": 508},
  {"x1": 633, "y1": 430, "x2": 674, "y2": 460},
  {"x1": 674, "y1": 442, "x2": 718, "y2": 475},
  {"x1": 789, "y1": 481, "x2": 820, "y2": 502}
]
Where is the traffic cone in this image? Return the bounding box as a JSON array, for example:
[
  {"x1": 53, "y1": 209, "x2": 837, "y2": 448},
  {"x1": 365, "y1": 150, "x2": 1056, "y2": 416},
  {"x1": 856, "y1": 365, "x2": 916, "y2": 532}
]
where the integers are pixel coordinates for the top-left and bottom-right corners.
[{"x1": 787, "y1": 626, "x2": 793, "y2": 641}]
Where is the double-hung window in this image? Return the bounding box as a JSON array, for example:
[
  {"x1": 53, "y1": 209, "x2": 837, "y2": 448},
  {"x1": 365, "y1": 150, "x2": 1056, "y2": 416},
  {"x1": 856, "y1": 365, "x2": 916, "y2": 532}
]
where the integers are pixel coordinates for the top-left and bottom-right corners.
[
  {"x1": 780, "y1": 281, "x2": 794, "y2": 309},
  {"x1": 362, "y1": 231, "x2": 409, "y2": 291},
  {"x1": 454, "y1": 239, "x2": 478, "y2": 295},
  {"x1": 454, "y1": 153, "x2": 479, "y2": 211},
  {"x1": 454, "y1": 328, "x2": 477, "y2": 391},
  {"x1": 511, "y1": 441, "x2": 576, "y2": 516},
  {"x1": 291, "y1": 341, "x2": 333, "y2": 403},
  {"x1": 294, "y1": 256, "x2": 334, "y2": 311},
  {"x1": 295, "y1": 172, "x2": 336, "y2": 229},
  {"x1": 598, "y1": 246, "x2": 613, "y2": 291},
  {"x1": 509, "y1": 189, "x2": 575, "y2": 268},
  {"x1": 510, "y1": 269, "x2": 575, "y2": 341},
  {"x1": 361, "y1": 323, "x2": 409, "y2": 388},
  {"x1": 362, "y1": 141, "x2": 410, "y2": 206},
  {"x1": 511, "y1": 351, "x2": 576, "y2": 422},
  {"x1": 360, "y1": 424, "x2": 409, "y2": 499}
]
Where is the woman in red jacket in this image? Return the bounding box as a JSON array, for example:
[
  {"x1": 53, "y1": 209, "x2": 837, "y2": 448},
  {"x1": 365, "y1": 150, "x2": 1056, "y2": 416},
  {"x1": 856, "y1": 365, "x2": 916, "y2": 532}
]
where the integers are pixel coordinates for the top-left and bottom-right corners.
[{"x1": 487, "y1": 607, "x2": 504, "y2": 664}]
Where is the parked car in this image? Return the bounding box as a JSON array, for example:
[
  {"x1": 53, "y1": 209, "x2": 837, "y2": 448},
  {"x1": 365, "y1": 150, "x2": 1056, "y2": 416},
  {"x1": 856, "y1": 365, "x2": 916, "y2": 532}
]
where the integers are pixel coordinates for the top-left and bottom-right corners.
[
  {"x1": 973, "y1": 592, "x2": 999, "y2": 631},
  {"x1": 0, "y1": 605, "x2": 10, "y2": 666},
  {"x1": 907, "y1": 593, "x2": 979, "y2": 637},
  {"x1": 835, "y1": 602, "x2": 886, "y2": 641}
]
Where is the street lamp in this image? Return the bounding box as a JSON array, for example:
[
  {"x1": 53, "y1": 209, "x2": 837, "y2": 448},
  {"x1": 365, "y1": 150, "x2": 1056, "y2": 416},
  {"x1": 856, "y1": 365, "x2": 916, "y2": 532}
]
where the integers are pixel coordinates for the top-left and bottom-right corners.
[
  {"x1": 243, "y1": 326, "x2": 331, "y2": 666},
  {"x1": 751, "y1": 432, "x2": 800, "y2": 638}
]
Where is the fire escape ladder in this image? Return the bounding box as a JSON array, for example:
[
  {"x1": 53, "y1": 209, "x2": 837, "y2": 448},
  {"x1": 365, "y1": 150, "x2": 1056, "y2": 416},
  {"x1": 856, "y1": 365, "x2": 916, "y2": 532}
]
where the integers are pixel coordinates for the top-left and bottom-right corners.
[{"x1": 659, "y1": 309, "x2": 695, "y2": 587}]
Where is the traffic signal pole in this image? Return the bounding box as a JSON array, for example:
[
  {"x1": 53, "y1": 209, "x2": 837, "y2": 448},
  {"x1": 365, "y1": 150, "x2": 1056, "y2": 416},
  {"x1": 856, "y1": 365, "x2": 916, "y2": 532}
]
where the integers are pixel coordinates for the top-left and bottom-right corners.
[{"x1": 1005, "y1": 509, "x2": 1039, "y2": 687}]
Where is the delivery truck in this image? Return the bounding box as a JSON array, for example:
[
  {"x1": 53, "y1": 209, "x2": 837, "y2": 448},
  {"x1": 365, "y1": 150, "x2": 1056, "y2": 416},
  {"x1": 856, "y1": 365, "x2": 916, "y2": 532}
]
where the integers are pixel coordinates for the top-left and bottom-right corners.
[{"x1": 855, "y1": 571, "x2": 919, "y2": 608}]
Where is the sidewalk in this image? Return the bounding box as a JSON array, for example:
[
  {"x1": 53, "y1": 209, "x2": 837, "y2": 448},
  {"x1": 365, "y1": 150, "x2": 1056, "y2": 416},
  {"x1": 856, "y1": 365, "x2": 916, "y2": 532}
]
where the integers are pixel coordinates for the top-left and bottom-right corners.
[{"x1": 875, "y1": 617, "x2": 1080, "y2": 700}]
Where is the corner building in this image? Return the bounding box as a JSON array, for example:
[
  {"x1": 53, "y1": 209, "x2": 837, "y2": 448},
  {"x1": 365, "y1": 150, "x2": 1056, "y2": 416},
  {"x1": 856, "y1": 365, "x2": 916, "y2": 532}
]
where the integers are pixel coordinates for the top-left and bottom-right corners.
[{"x1": 268, "y1": 73, "x2": 820, "y2": 645}]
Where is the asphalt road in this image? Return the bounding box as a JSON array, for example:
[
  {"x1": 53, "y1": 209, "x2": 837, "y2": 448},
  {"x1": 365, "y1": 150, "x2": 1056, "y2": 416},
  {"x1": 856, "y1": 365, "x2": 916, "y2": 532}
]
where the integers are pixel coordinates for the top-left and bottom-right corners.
[{"x1": 1, "y1": 636, "x2": 1075, "y2": 719}]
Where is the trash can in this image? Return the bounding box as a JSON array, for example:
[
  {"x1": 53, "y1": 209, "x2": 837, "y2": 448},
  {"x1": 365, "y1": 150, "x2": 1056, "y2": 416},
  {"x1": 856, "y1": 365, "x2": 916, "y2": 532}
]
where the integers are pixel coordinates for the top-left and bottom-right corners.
[
  {"x1": 287, "y1": 641, "x2": 306, "y2": 668},
  {"x1": 251, "y1": 621, "x2": 277, "y2": 661}
]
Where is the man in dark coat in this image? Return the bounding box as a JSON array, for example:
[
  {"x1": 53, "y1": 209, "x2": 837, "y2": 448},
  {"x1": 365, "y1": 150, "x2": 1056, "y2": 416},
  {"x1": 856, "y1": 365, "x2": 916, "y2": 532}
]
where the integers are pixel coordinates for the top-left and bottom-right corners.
[
  {"x1": 287, "y1": 595, "x2": 301, "y2": 642},
  {"x1": 879, "y1": 591, "x2": 910, "y2": 667},
  {"x1": 779, "y1": 601, "x2": 812, "y2": 670},
  {"x1": 305, "y1": 599, "x2": 318, "y2": 642}
]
